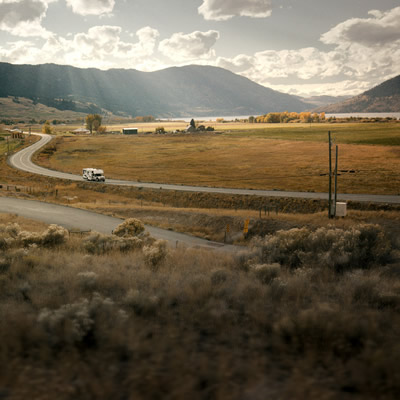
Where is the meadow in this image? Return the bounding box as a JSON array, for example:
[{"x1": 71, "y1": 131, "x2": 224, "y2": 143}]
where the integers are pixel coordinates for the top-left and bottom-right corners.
[
  {"x1": 35, "y1": 122, "x2": 400, "y2": 195},
  {"x1": 0, "y1": 214, "x2": 399, "y2": 399}
]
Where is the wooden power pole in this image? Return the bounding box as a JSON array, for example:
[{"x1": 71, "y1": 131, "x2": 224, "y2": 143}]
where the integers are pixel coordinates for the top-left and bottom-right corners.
[
  {"x1": 328, "y1": 131, "x2": 332, "y2": 218},
  {"x1": 334, "y1": 145, "x2": 338, "y2": 217}
]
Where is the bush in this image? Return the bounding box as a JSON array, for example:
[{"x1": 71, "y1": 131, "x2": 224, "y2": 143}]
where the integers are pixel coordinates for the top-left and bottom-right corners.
[
  {"x1": 37, "y1": 293, "x2": 127, "y2": 346},
  {"x1": 250, "y1": 263, "x2": 280, "y2": 284},
  {"x1": 0, "y1": 223, "x2": 67, "y2": 249},
  {"x1": 143, "y1": 240, "x2": 167, "y2": 269},
  {"x1": 113, "y1": 218, "x2": 145, "y2": 237},
  {"x1": 260, "y1": 224, "x2": 391, "y2": 270},
  {"x1": 83, "y1": 232, "x2": 145, "y2": 254},
  {"x1": 40, "y1": 225, "x2": 68, "y2": 247}
]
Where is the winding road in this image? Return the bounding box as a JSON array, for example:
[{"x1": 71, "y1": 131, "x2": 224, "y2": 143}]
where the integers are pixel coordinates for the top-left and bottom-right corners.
[
  {"x1": 2, "y1": 131, "x2": 399, "y2": 252},
  {"x1": 0, "y1": 197, "x2": 239, "y2": 252},
  {"x1": 9, "y1": 133, "x2": 400, "y2": 204}
]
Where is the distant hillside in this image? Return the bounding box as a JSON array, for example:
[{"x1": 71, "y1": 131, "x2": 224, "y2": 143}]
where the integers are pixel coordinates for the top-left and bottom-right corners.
[
  {"x1": 0, "y1": 63, "x2": 312, "y2": 118},
  {"x1": 0, "y1": 96, "x2": 88, "y2": 122},
  {"x1": 316, "y1": 75, "x2": 400, "y2": 113},
  {"x1": 302, "y1": 95, "x2": 350, "y2": 108}
]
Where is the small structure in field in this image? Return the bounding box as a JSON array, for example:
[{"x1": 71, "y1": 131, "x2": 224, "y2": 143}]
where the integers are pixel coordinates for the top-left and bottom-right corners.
[
  {"x1": 186, "y1": 125, "x2": 196, "y2": 133},
  {"x1": 122, "y1": 128, "x2": 138, "y2": 135},
  {"x1": 72, "y1": 128, "x2": 90, "y2": 135},
  {"x1": 10, "y1": 129, "x2": 24, "y2": 139}
]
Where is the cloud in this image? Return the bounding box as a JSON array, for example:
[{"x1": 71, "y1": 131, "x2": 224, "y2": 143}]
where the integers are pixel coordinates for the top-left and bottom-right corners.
[
  {"x1": 69, "y1": 25, "x2": 159, "y2": 67},
  {"x1": 198, "y1": 0, "x2": 273, "y2": 21},
  {"x1": 321, "y1": 6, "x2": 400, "y2": 46},
  {"x1": 0, "y1": 0, "x2": 53, "y2": 37},
  {"x1": 65, "y1": 0, "x2": 115, "y2": 16},
  {"x1": 0, "y1": 40, "x2": 43, "y2": 63},
  {"x1": 0, "y1": 24, "x2": 162, "y2": 70},
  {"x1": 214, "y1": 6, "x2": 400, "y2": 97},
  {"x1": 267, "y1": 80, "x2": 374, "y2": 98},
  {"x1": 159, "y1": 30, "x2": 219, "y2": 61}
]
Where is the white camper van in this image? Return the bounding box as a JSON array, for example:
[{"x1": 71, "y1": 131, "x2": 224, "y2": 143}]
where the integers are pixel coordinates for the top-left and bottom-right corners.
[{"x1": 82, "y1": 168, "x2": 105, "y2": 182}]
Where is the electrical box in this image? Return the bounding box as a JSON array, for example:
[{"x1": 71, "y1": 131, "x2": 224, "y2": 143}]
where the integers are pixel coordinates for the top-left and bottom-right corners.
[{"x1": 336, "y1": 202, "x2": 347, "y2": 217}]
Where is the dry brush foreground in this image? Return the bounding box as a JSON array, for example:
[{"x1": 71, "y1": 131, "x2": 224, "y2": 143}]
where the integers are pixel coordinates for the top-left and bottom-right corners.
[{"x1": 1, "y1": 217, "x2": 400, "y2": 399}]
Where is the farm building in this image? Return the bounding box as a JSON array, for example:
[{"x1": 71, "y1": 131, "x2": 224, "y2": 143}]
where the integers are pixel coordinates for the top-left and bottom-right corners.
[
  {"x1": 122, "y1": 128, "x2": 138, "y2": 135},
  {"x1": 71, "y1": 128, "x2": 90, "y2": 135}
]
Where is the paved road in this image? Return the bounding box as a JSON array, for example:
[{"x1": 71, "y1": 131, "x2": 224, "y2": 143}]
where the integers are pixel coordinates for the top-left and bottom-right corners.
[
  {"x1": 9, "y1": 133, "x2": 400, "y2": 204},
  {"x1": 0, "y1": 197, "x2": 239, "y2": 252}
]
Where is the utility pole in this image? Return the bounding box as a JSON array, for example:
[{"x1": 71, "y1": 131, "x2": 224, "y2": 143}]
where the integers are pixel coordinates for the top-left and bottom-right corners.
[
  {"x1": 328, "y1": 131, "x2": 332, "y2": 218},
  {"x1": 334, "y1": 145, "x2": 338, "y2": 217}
]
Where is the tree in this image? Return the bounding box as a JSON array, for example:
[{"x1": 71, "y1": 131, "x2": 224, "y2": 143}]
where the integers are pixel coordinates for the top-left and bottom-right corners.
[
  {"x1": 42, "y1": 120, "x2": 53, "y2": 134},
  {"x1": 85, "y1": 114, "x2": 102, "y2": 134},
  {"x1": 189, "y1": 119, "x2": 196, "y2": 129}
]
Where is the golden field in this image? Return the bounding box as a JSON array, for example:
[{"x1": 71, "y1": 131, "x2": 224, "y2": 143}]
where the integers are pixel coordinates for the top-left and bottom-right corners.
[{"x1": 35, "y1": 124, "x2": 400, "y2": 195}]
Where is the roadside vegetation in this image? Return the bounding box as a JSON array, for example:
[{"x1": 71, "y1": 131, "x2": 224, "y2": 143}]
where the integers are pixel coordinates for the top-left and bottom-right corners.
[{"x1": 0, "y1": 215, "x2": 399, "y2": 399}]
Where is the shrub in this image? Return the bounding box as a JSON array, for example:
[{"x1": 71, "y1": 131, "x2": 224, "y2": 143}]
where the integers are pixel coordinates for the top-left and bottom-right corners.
[
  {"x1": 37, "y1": 293, "x2": 126, "y2": 346},
  {"x1": 261, "y1": 224, "x2": 391, "y2": 270},
  {"x1": 113, "y1": 218, "x2": 145, "y2": 237},
  {"x1": 40, "y1": 225, "x2": 68, "y2": 247},
  {"x1": 17, "y1": 230, "x2": 42, "y2": 247},
  {"x1": 5, "y1": 223, "x2": 20, "y2": 238},
  {"x1": 250, "y1": 263, "x2": 280, "y2": 284},
  {"x1": 143, "y1": 240, "x2": 167, "y2": 269},
  {"x1": 84, "y1": 232, "x2": 119, "y2": 254},
  {"x1": 155, "y1": 127, "x2": 165, "y2": 134},
  {"x1": 83, "y1": 232, "x2": 144, "y2": 254}
]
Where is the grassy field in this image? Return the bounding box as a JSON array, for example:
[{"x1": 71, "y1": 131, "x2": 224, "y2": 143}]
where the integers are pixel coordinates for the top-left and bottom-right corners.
[
  {"x1": 226, "y1": 122, "x2": 400, "y2": 146},
  {"x1": 35, "y1": 122, "x2": 400, "y2": 195}
]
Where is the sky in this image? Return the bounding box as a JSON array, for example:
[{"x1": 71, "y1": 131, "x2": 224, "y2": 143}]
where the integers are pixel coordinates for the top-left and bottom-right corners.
[{"x1": 0, "y1": 0, "x2": 399, "y2": 98}]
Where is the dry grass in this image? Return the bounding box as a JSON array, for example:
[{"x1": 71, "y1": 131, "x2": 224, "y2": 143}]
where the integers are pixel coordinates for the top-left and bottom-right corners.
[
  {"x1": 0, "y1": 213, "x2": 49, "y2": 232},
  {"x1": 35, "y1": 130, "x2": 400, "y2": 194},
  {"x1": 0, "y1": 97, "x2": 86, "y2": 121},
  {"x1": 0, "y1": 221, "x2": 399, "y2": 399}
]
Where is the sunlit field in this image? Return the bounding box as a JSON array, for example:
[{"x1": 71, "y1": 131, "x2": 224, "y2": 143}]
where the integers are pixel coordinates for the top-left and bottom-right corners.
[{"x1": 35, "y1": 123, "x2": 400, "y2": 195}]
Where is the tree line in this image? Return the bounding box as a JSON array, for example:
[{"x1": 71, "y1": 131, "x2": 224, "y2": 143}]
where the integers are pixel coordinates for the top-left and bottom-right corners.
[{"x1": 250, "y1": 111, "x2": 326, "y2": 123}]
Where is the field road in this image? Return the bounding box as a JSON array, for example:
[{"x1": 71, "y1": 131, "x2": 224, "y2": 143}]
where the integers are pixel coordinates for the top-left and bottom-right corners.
[
  {"x1": 0, "y1": 197, "x2": 239, "y2": 252},
  {"x1": 9, "y1": 133, "x2": 400, "y2": 204}
]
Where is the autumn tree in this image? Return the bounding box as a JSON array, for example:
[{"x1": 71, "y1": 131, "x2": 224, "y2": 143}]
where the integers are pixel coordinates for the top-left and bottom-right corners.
[
  {"x1": 85, "y1": 114, "x2": 102, "y2": 134},
  {"x1": 299, "y1": 112, "x2": 312, "y2": 123},
  {"x1": 42, "y1": 120, "x2": 53, "y2": 134}
]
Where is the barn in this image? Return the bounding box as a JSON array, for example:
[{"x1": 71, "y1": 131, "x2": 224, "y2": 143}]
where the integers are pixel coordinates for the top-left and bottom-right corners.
[{"x1": 122, "y1": 128, "x2": 138, "y2": 135}]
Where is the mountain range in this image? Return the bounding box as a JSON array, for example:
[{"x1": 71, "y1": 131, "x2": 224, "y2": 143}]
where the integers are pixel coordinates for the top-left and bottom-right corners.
[
  {"x1": 0, "y1": 62, "x2": 312, "y2": 118},
  {"x1": 317, "y1": 74, "x2": 400, "y2": 113}
]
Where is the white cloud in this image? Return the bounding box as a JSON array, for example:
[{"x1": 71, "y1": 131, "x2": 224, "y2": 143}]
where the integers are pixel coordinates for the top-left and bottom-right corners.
[
  {"x1": 0, "y1": 0, "x2": 53, "y2": 38},
  {"x1": 267, "y1": 81, "x2": 374, "y2": 98},
  {"x1": 214, "y1": 6, "x2": 400, "y2": 96},
  {"x1": 198, "y1": 0, "x2": 273, "y2": 21},
  {"x1": 159, "y1": 30, "x2": 219, "y2": 61},
  {"x1": 0, "y1": 25, "x2": 162, "y2": 70},
  {"x1": 0, "y1": 40, "x2": 43, "y2": 63},
  {"x1": 65, "y1": 0, "x2": 115, "y2": 16},
  {"x1": 321, "y1": 6, "x2": 400, "y2": 46}
]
